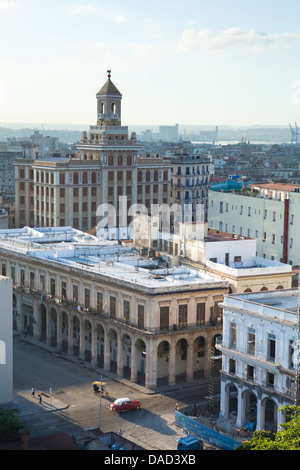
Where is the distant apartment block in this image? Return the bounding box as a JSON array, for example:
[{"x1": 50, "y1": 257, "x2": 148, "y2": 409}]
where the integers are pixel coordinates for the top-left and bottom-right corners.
[{"x1": 208, "y1": 182, "x2": 300, "y2": 266}]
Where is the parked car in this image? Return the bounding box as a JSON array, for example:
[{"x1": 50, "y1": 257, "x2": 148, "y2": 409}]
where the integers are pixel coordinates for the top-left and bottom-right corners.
[{"x1": 109, "y1": 397, "x2": 142, "y2": 412}]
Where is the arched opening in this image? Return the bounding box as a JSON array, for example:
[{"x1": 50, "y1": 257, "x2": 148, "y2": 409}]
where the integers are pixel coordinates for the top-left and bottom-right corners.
[
  {"x1": 260, "y1": 287, "x2": 268, "y2": 291},
  {"x1": 61, "y1": 311, "x2": 68, "y2": 353},
  {"x1": 175, "y1": 338, "x2": 188, "y2": 382},
  {"x1": 135, "y1": 338, "x2": 146, "y2": 385},
  {"x1": 157, "y1": 341, "x2": 170, "y2": 385},
  {"x1": 276, "y1": 285, "x2": 284, "y2": 290},
  {"x1": 118, "y1": 155, "x2": 123, "y2": 166},
  {"x1": 82, "y1": 172, "x2": 88, "y2": 184},
  {"x1": 50, "y1": 307, "x2": 57, "y2": 347},
  {"x1": 227, "y1": 383, "x2": 238, "y2": 423},
  {"x1": 73, "y1": 172, "x2": 79, "y2": 184},
  {"x1": 243, "y1": 390, "x2": 257, "y2": 431},
  {"x1": 91, "y1": 172, "x2": 97, "y2": 184},
  {"x1": 96, "y1": 324, "x2": 105, "y2": 368},
  {"x1": 72, "y1": 315, "x2": 80, "y2": 358},
  {"x1": 108, "y1": 155, "x2": 114, "y2": 166},
  {"x1": 138, "y1": 171, "x2": 142, "y2": 182},
  {"x1": 122, "y1": 333, "x2": 132, "y2": 380},
  {"x1": 193, "y1": 336, "x2": 205, "y2": 379},
  {"x1": 263, "y1": 398, "x2": 278, "y2": 432},
  {"x1": 244, "y1": 288, "x2": 252, "y2": 293},
  {"x1": 84, "y1": 319, "x2": 92, "y2": 362},
  {"x1": 40, "y1": 304, "x2": 47, "y2": 340},
  {"x1": 108, "y1": 329, "x2": 118, "y2": 373}
]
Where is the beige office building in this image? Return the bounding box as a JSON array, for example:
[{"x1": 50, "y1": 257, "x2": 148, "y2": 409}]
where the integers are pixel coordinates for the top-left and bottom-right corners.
[
  {"x1": 1, "y1": 226, "x2": 228, "y2": 389},
  {"x1": 15, "y1": 72, "x2": 170, "y2": 235}
]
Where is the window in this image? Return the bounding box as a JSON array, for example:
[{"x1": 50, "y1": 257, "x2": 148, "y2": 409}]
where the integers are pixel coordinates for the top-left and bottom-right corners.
[
  {"x1": 97, "y1": 292, "x2": 103, "y2": 313},
  {"x1": 50, "y1": 278, "x2": 56, "y2": 297},
  {"x1": 247, "y1": 327, "x2": 255, "y2": 355},
  {"x1": 229, "y1": 322, "x2": 237, "y2": 348},
  {"x1": 247, "y1": 365, "x2": 255, "y2": 381},
  {"x1": 73, "y1": 284, "x2": 78, "y2": 302},
  {"x1": 138, "y1": 305, "x2": 144, "y2": 329},
  {"x1": 123, "y1": 300, "x2": 130, "y2": 324},
  {"x1": 266, "y1": 371, "x2": 275, "y2": 388},
  {"x1": 267, "y1": 333, "x2": 276, "y2": 362},
  {"x1": 229, "y1": 359, "x2": 236, "y2": 375},
  {"x1": 160, "y1": 306, "x2": 169, "y2": 330},
  {"x1": 61, "y1": 281, "x2": 67, "y2": 299},
  {"x1": 178, "y1": 304, "x2": 188, "y2": 328},
  {"x1": 272, "y1": 234, "x2": 275, "y2": 244},
  {"x1": 219, "y1": 201, "x2": 223, "y2": 213},
  {"x1": 248, "y1": 207, "x2": 251, "y2": 216},
  {"x1": 110, "y1": 296, "x2": 116, "y2": 319},
  {"x1": 196, "y1": 302, "x2": 205, "y2": 325},
  {"x1": 40, "y1": 275, "x2": 45, "y2": 291},
  {"x1": 20, "y1": 269, "x2": 25, "y2": 286}
]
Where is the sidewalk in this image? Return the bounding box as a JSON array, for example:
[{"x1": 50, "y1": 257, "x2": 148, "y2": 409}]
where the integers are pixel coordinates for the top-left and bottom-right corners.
[{"x1": 15, "y1": 333, "x2": 215, "y2": 398}]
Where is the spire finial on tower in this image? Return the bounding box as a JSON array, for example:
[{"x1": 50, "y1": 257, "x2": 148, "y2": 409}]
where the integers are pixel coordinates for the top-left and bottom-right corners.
[{"x1": 107, "y1": 70, "x2": 111, "y2": 79}]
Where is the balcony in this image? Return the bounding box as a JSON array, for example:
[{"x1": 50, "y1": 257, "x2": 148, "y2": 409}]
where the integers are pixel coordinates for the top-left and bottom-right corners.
[{"x1": 215, "y1": 337, "x2": 281, "y2": 368}]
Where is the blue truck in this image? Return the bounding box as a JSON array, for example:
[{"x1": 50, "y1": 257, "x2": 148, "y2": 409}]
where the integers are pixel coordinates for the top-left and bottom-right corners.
[{"x1": 177, "y1": 435, "x2": 203, "y2": 450}]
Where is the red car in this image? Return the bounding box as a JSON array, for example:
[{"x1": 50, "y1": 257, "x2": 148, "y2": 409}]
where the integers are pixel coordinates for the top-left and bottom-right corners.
[{"x1": 109, "y1": 397, "x2": 141, "y2": 412}]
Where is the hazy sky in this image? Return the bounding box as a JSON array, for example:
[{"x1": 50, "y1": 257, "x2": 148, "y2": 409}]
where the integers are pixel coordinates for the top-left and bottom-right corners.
[{"x1": 1, "y1": 0, "x2": 300, "y2": 128}]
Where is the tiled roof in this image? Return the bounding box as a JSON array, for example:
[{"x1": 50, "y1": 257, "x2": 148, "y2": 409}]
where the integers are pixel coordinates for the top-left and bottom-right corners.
[{"x1": 97, "y1": 78, "x2": 122, "y2": 96}]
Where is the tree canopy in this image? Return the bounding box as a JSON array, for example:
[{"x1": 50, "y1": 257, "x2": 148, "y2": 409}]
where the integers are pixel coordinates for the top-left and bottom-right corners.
[{"x1": 237, "y1": 405, "x2": 300, "y2": 450}]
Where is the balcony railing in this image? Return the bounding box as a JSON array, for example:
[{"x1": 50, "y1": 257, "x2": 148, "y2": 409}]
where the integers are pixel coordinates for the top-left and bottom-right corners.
[{"x1": 215, "y1": 337, "x2": 281, "y2": 367}]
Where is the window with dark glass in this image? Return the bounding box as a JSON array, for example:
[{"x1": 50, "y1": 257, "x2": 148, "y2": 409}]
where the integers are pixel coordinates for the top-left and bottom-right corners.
[{"x1": 160, "y1": 306, "x2": 169, "y2": 330}]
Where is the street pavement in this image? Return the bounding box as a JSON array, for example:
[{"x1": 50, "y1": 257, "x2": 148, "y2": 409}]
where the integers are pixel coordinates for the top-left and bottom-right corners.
[{"x1": 4, "y1": 333, "x2": 218, "y2": 450}]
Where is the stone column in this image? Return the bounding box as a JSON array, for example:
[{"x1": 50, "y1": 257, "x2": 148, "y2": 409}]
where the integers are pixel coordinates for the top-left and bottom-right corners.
[
  {"x1": 91, "y1": 320, "x2": 98, "y2": 366},
  {"x1": 256, "y1": 397, "x2": 263, "y2": 431},
  {"x1": 145, "y1": 339, "x2": 157, "y2": 389},
  {"x1": 117, "y1": 333, "x2": 123, "y2": 377},
  {"x1": 79, "y1": 316, "x2": 85, "y2": 361},
  {"x1": 219, "y1": 377, "x2": 229, "y2": 419},
  {"x1": 104, "y1": 329, "x2": 110, "y2": 371},
  {"x1": 186, "y1": 338, "x2": 194, "y2": 383},
  {"x1": 168, "y1": 337, "x2": 176, "y2": 386},
  {"x1": 56, "y1": 310, "x2": 62, "y2": 352},
  {"x1": 68, "y1": 314, "x2": 74, "y2": 356},
  {"x1": 46, "y1": 307, "x2": 52, "y2": 346},
  {"x1": 130, "y1": 338, "x2": 138, "y2": 383},
  {"x1": 236, "y1": 385, "x2": 244, "y2": 428},
  {"x1": 32, "y1": 297, "x2": 40, "y2": 340}
]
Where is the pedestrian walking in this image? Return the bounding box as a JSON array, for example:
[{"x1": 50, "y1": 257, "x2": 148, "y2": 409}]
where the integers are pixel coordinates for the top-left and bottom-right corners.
[
  {"x1": 31, "y1": 387, "x2": 35, "y2": 397},
  {"x1": 175, "y1": 403, "x2": 179, "y2": 410}
]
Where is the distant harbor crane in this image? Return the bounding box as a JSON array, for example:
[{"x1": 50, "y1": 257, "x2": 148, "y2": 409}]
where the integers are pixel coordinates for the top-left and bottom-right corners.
[{"x1": 289, "y1": 122, "x2": 300, "y2": 144}]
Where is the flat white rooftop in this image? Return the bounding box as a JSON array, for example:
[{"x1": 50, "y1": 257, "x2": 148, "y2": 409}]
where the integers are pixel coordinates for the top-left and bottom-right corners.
[{"x1": 0, "y1": 226, "x2": 228, "y2": 292}]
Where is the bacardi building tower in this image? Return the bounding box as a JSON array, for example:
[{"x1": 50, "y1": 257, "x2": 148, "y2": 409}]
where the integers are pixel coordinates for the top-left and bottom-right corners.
[{"x1": 15, "y1": 71, "x2": 170, "y2": 236}]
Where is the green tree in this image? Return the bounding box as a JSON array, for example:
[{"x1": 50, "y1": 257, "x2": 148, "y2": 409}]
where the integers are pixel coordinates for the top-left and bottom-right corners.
[
  {"x1": 236, "y1": 406, "x2": 300, "y2": 450},
  {"x1": 0, "y1": 408, "x2": 24, "y2": 442}
]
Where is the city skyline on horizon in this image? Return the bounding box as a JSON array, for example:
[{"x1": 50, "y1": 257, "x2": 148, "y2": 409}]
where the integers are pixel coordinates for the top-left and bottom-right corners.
[{"x1": 1, "y1": 0, "x2": 300, "y2": 127}]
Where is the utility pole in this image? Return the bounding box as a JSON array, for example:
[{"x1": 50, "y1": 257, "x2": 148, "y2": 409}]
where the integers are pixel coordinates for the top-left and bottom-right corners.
[{"x1": 98, "y1": 375, "x2": 103, "y2": 430}]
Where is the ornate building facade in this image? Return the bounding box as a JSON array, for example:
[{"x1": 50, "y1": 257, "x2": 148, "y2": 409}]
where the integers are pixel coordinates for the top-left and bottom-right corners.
[{"x1": 15, "y1": 72, "x2": 171, "y2": 235}]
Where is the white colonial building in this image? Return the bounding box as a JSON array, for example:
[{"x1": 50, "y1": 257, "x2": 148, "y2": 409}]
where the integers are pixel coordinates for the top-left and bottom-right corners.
[
  {"x1": 216, "y1": 289, "x2": 299, "y2": 432},
  {"x1": 0, "y1": 275, "x2": 13, "y2": 404}
]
